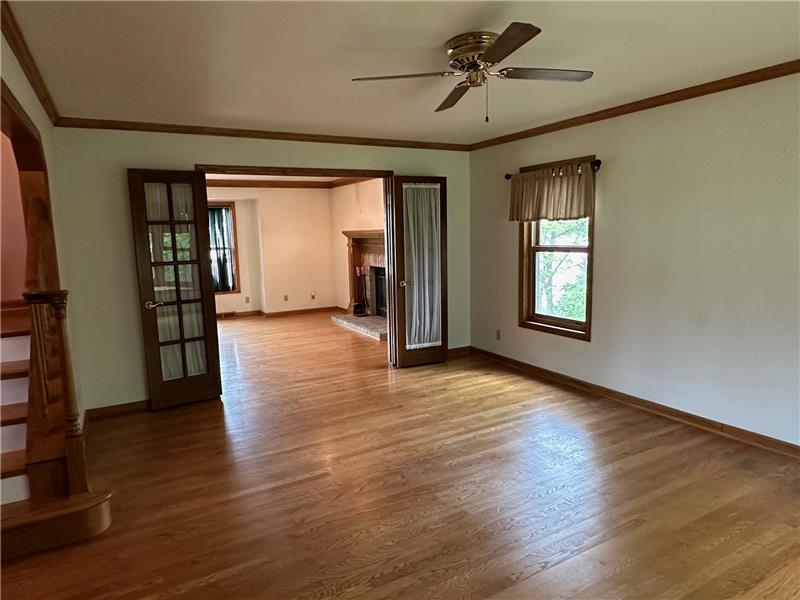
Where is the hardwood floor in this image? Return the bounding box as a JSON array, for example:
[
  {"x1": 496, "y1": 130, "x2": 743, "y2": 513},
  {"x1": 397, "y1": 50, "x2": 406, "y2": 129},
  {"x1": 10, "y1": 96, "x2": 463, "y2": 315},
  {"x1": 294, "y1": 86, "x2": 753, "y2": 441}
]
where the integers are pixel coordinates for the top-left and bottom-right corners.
[{"x1": 3, "y1": 312, "x2": 798, "y2": 599}]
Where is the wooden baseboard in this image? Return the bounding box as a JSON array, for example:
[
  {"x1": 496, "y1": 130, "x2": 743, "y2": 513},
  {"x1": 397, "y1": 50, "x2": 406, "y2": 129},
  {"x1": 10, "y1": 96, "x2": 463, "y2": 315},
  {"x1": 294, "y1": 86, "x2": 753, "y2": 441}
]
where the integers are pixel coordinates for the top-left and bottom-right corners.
[
  {"x1": 85, "y1": 400, "x2": 149, "y2": 422},
  {"x1": 446, "y1": 346, "x2": 471, "y2": 358},
  {"x1": 468, "y1": 346, "x2": 800, "y2": 459},
  {"x1": 216, "y1": 310, "x2": 264, "y2": 319},
  {"x1": 264, "y1": 306, "x2": 345, "y2": 318}
]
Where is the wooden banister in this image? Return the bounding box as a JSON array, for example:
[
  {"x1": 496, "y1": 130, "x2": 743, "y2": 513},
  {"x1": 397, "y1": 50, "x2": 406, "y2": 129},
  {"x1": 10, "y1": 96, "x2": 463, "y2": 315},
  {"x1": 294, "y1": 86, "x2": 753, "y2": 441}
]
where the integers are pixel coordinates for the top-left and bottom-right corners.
[{"x1": 23, "y1": 290, "x2": 90, "y2": 496}]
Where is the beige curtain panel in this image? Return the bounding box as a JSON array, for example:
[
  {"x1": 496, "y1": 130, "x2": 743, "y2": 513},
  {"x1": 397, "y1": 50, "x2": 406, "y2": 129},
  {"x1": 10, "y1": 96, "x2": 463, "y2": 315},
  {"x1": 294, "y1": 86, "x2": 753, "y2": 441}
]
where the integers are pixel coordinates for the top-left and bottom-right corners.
[{"x1": 509, "y1": 161, "x2": 595, "y2": 222}]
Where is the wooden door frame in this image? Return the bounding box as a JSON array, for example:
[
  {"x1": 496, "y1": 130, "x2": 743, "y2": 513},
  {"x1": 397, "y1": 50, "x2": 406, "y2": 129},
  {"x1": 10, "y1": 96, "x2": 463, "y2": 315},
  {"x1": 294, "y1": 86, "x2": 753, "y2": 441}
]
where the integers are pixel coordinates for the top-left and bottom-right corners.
[{"x1": 195, "y1": 165, "x2": 400, "y2": 363}]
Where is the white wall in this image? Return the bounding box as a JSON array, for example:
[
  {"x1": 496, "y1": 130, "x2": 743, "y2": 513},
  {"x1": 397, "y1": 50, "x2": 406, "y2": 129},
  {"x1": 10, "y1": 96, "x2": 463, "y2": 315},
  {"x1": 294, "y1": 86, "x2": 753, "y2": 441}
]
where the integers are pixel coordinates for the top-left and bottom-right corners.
[
  {"x1": 330, "y1": 179, "x2": 385, "y2": 309},
  {"x1": 255, "y1": 188, "x2": 335, "y2": 313},
  {"x1": 470, "y1": 76, "x2": 800, "y2": 444},
  {"x1": 52, "y1": 128, "x2": 470, "y2": 410},
  {"x1": 1, "y1": 38, "x2": 87, "y2": 421}
]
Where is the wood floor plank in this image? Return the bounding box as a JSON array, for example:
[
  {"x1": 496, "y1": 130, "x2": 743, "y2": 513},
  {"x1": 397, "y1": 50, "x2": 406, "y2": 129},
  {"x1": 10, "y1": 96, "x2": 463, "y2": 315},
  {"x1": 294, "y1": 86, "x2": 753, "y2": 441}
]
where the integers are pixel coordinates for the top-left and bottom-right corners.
[{"x1": 2, "y1": 312, "x2": 798, "y2": 599}]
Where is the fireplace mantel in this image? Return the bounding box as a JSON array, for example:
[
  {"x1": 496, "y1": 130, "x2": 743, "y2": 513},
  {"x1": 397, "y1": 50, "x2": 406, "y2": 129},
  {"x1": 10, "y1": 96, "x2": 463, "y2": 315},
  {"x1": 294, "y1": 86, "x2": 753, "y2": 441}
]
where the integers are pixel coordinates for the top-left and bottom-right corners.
[{"x1": 342, "y1": 229, "x2": 385, "y2": 313}]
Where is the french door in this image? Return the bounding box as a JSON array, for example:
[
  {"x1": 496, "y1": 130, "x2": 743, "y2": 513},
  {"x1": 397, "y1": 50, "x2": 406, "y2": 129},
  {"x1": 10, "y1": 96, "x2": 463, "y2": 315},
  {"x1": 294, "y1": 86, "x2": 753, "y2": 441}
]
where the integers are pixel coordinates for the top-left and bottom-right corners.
[
  {"x1": 128, "y1": 169, "x2": 221, "y2": 409},
  {"x1": 387, "y1": 176, "x2": 447, "y2": 367}
]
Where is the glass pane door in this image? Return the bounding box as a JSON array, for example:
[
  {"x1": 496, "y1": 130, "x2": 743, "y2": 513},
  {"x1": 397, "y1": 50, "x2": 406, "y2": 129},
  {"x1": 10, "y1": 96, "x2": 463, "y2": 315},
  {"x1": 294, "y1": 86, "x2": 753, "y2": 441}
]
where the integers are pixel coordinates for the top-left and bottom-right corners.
[{"x1": 144, "y1": 182, "x2": 208, "y2": 382}]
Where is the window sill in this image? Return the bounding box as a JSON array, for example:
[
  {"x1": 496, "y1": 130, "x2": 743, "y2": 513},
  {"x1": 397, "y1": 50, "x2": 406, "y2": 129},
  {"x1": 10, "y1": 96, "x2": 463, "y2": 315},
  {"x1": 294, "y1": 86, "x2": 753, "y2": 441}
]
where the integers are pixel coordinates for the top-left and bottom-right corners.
[
  {"x1": 214, "y1": 290, "x2": 241, "y2": 296},
  {"x1": 519, "y1": 319, "x2": 590, "y2": 342}
]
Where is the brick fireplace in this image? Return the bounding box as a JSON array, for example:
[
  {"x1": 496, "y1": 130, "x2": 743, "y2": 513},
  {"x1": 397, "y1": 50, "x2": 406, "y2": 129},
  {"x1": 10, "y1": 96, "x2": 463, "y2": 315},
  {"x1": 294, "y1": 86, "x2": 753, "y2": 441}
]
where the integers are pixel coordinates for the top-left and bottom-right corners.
[{"x1": 341, "y1": 229, "x2": 386, "y2": 316}]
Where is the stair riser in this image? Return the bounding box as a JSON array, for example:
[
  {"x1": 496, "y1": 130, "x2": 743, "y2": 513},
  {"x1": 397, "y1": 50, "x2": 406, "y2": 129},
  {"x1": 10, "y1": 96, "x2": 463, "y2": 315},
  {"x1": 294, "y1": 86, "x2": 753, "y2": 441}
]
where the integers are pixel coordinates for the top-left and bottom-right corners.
[
  {"x1": 1, "y1": 335, "x2": 30, "y2": 363},
  {"x1": 1, "y1": 474, "x2": 30, "y2": 505},
  {"x1": 1, "y1": 423, "x2": 26, "y2": 452},
  {"x1": 1, "y1": 377, "x2": 28, "y2": 406}
]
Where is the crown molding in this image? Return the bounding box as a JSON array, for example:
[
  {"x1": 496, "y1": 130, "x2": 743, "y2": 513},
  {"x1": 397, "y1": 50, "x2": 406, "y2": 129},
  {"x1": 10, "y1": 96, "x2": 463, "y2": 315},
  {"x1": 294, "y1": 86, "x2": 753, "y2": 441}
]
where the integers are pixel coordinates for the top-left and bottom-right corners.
[
  {"x1": 3, "y1": 1, "x2": 797, "y2": 153},
  {"x1": 469, "y1": 59, "x2": 800, "y2": 150},
  {"x1": 55, "y1": 116, "x2": 470, "y2": 151},
  {"x1": 1, "y1": 1, "x2": 59, "y2": 125}
]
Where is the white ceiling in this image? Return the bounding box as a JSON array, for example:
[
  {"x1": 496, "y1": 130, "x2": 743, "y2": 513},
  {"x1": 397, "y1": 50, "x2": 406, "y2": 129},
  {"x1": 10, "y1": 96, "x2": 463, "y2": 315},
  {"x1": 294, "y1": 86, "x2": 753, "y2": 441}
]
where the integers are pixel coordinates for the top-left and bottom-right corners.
[{"x1": 11, "y1": 1, "x2": 800, "y2": 144}]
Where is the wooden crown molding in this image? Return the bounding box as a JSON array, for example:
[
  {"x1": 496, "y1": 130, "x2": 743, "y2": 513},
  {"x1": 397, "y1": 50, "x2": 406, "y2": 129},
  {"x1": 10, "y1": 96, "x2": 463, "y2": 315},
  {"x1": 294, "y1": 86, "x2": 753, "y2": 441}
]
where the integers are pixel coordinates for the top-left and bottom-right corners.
[
  {"x1": 469, "y1": 59, "x2": 800, "y2": 150},
  {"x1": 3, "y1": 3, "x2": 798, "y2": 152},
  {"x1": 206, "y1": 176, "x2": 374, "y2": 189},
  {"x1": 1, "y1": 1, "x2": 59, "y2": 125},
  {"x1": 55, "y1": 116, "x2": 470, "y2": 152}
]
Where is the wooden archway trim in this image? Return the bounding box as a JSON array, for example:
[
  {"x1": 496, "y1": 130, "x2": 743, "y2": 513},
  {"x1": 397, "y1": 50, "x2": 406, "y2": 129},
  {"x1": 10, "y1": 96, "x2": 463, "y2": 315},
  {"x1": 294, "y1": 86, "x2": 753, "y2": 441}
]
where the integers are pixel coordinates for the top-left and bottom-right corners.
[{"x1": 1, "y1": 78, "x2": 60, "y2": 290}]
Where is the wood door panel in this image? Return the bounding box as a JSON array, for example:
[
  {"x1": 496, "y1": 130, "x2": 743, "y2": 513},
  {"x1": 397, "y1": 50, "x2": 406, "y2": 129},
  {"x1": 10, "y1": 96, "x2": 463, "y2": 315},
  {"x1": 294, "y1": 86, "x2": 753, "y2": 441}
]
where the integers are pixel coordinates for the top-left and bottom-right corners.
[
  {"x1": 128, "y1": 169, "x2": 221, "y2": 409},
  {"x1": 391, "y1": 176, "x2": 448, "y2": 368}
]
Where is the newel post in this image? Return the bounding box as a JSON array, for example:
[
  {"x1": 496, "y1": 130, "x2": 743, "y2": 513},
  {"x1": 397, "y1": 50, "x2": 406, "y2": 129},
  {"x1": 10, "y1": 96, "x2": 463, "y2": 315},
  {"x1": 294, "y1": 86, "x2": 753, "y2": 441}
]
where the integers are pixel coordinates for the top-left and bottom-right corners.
[{"x1": 25, "y1": 289, "x2": 91, "y2": 495}]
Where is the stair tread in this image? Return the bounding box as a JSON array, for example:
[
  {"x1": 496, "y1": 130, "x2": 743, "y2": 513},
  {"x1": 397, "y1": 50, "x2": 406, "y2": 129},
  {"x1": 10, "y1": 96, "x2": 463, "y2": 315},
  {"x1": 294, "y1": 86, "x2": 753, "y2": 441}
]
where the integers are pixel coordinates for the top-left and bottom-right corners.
[
  {"x1": 2, "y1": 490, "x2": 113, "y2": 529},
  {"x1": 0, "y1": 402, "x2": 27, "y2": 426},
  {"x1": 0, "y1": 359, "x2": 29, "y2": 380},
  {"x1": 0, "y1": 306, "x2": 31, "y2": 338},
  {"x1": 1, "y1": 449, "x2": 26, "y2": 479}
]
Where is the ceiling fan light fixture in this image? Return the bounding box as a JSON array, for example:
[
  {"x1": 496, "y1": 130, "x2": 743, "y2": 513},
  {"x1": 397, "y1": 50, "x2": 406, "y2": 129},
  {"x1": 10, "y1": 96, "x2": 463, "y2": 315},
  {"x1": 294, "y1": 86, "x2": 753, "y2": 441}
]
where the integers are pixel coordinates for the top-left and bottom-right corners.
[{"x1": 351, "y1": 22, "x2": 594, "y2": 115}]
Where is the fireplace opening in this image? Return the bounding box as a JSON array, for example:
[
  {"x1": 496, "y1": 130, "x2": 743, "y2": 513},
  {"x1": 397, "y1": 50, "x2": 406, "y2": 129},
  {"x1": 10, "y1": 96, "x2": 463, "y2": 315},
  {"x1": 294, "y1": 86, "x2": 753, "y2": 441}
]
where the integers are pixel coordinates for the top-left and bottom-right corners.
[{"x1": 372, "y1": 266, "x2": 387, "y2": 317}]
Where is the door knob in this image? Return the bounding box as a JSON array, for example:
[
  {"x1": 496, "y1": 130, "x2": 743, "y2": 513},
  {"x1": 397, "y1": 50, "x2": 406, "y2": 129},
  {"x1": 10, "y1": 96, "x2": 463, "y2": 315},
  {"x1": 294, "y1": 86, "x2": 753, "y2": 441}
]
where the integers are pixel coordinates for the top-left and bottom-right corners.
[
  {"x1": 145, "y1": 301, "x2": 164, "y2": 310},
  {"x1": 399, "y1": 280, "x2": 410, "y2": 287}
]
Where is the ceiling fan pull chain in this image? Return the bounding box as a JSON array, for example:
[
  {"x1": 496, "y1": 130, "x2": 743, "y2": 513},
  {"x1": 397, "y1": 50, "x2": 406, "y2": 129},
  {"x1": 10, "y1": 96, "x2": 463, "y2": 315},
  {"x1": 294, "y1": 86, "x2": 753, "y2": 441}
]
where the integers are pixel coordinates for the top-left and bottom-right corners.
[{"x1": 485, "y1": 77, "x2": 490, "y2": 123}]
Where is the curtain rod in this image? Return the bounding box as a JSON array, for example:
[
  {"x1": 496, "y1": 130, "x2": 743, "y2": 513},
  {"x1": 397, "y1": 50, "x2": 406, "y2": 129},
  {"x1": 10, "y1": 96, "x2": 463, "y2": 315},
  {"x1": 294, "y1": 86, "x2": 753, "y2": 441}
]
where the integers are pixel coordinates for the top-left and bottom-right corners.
[{"x1": 504, "y1": 158, "x2": 602, "y2": 180}]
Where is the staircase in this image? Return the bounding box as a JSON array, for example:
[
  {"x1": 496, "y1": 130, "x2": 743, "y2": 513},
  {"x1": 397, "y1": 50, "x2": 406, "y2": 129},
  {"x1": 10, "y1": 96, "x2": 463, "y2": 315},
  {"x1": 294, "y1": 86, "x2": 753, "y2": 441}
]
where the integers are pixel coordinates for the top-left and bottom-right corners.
[
  {"x1": 1, "y1": 301, "x2": 32, "y2": 505},
  {"x1": 1, "y1": 297, "x2": 113, "y2": 560}
]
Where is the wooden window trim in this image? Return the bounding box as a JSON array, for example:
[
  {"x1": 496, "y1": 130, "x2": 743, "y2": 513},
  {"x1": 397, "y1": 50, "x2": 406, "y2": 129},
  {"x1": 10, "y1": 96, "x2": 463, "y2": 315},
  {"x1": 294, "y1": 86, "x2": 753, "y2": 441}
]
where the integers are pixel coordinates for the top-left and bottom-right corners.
[
  {"x1": 518, "y1": 216, "x2": 594, "y2": 342},
  {"x1": 208, "y1": 201, "x2": 241, "y2": 295}
]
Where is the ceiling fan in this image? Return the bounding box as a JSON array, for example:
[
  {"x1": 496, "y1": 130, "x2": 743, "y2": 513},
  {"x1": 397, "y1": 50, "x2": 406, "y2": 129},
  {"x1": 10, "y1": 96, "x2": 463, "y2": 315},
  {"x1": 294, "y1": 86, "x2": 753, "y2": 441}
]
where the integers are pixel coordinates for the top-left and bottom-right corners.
[{"x1": 353, "y1": 22, "x2": 593, "y2": 117}]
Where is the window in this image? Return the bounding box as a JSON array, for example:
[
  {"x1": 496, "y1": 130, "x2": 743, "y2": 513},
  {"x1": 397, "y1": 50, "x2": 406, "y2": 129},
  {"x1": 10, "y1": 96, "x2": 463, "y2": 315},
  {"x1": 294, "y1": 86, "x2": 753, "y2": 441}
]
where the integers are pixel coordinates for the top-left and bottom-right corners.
[
  {"x1": 519, "y1": 217, "x2": 593, "y2": 341},
  {"x1": 208, "y1": 203, "x2": 239, "y2": 293}
]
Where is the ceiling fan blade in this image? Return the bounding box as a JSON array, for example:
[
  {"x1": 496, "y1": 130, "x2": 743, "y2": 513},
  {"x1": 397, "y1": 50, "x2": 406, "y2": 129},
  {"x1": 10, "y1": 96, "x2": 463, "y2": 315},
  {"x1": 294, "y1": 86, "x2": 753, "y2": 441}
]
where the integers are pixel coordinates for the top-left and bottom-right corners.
[
  {"x1": 480, "y1": 22, "x2": 541, "y2": 65},
  {"x1": 499, "y1": 67, "x2": 593, "y2": 82},
  {"x1": 352, "y1": 72, "x2": 457, "y2": 81},
  {"x1": 435, "y1": 82, "x2": 470, "y2": 112}
]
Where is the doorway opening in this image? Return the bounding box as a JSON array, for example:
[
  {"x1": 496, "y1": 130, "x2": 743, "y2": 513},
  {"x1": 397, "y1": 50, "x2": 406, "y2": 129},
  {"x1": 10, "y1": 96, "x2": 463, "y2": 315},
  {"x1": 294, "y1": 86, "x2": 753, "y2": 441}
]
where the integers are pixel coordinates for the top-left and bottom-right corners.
[{"x1": 198, "y1": 167, "x2": 394, "y2": 397}]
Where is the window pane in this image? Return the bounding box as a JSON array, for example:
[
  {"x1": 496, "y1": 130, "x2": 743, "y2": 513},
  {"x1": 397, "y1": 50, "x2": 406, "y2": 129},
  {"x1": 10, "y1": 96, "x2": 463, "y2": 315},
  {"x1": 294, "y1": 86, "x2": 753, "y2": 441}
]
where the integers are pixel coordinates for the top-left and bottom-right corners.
[
  {"x1": 149, "y1": 225, "x2": 173, "y2": 262},
  {"x1": 178, "y1": 264, "x2": 201, "y2": 300},
  {"x1": 182, "y1": 302, "x2": 204, "y2": 338},
  {"x1": 537, "y1": 218, "x2": 589, "y2": 247},
  {"x1": 152, "y1": 265, "x2": 177, "y2": 302},
  {"x1": 174, "y1": 224, "x2": 197, "y2": 260},
  {"x1": 156, "y1": 305, "x2": 180, "y2": 342},
  {"x1": 208, "y1": 206, "x2": 237, "y2": 292},
  {"x1": 172, "y1": 184, "x2": 194, "y2": 220},
  {"x1": 535, "y1": 251, "x2": 588, "y2": 322},
  {"x1": 185, "y1": 341, "x2": 207, "y2": 376},
  {"x1": 144, "y1": 183, "x2": 169, "y2": 221},
  {"x1": 160, "y1": 344, "x2": 183, "y2": 381}
]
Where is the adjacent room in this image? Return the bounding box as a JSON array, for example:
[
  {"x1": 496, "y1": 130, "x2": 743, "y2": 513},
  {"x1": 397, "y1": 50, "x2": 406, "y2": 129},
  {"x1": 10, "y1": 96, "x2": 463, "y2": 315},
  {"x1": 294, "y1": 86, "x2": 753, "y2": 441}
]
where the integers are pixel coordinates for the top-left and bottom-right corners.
[{"x1": 0, "y1": 1, "x2": 798, "y2": 599}]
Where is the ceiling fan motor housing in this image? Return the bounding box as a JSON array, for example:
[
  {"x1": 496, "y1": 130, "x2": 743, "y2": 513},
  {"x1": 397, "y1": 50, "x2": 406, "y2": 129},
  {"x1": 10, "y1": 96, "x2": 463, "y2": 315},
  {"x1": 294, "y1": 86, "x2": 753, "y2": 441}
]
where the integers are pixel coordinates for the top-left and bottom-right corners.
[{"x1": 446, "y1": 31, "x2": 499, "y2": 71}]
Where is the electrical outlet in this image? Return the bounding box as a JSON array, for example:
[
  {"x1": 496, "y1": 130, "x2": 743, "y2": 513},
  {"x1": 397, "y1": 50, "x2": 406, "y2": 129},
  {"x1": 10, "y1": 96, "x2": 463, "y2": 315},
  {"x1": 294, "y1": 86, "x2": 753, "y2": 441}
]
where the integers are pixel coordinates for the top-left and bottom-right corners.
[
  {"x1": 283, "y1": 294, "x2": 288, "y2": 302},
  {"x1": 311, "y1": 291, "x2": 316, "y2": 300},
  {"x1": 245, "y1": 296, "x2": 250, "y2": 304},
  {"x1": 496, "y1": 329, "x2": 502, "y2": 340}
]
